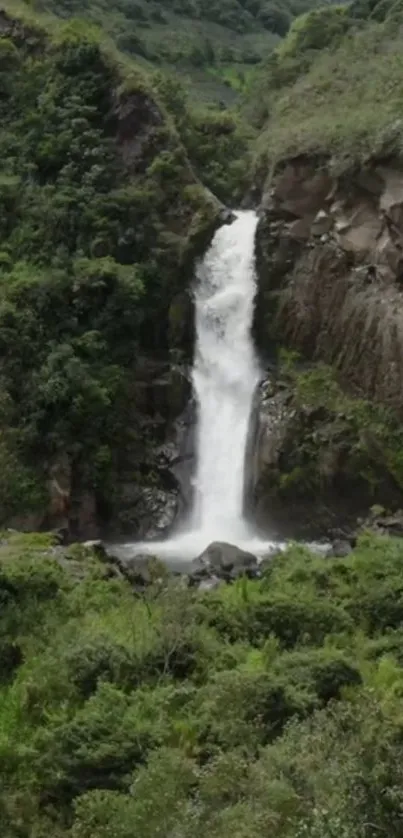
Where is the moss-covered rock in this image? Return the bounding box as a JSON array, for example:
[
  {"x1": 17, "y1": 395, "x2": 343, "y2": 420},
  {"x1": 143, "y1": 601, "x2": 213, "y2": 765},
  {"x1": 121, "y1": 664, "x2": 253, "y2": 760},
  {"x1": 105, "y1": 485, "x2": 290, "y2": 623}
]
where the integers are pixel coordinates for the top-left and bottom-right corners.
[{"x1": 251, "y1": 363, "x2": 403, "y2": 538}]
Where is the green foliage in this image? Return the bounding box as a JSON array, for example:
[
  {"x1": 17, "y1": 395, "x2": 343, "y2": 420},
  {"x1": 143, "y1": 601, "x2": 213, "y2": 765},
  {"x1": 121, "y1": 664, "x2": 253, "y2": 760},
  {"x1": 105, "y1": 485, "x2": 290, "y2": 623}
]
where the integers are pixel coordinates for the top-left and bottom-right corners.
[
  {"x1": 247, "y1": 0, "x2": 403, "y2": 163},
  {"x1": 2, "y1": 531, "x2": 403, "y2": 835},
  {"x1": 154, "y1": 71, "x2": 251, "y2": 200},
  {"x1": 8, "y1": 0, "x2": 334, "y2": 106},
  {"x1": 278, "y1": 4, "x2": 351, "y2": 58},
  {"x1": 269, "y1": 360, "x2": 403, "y2": 502},
  {"x1": 0, "y1": 15, "x2": 224, "y2": 522}
]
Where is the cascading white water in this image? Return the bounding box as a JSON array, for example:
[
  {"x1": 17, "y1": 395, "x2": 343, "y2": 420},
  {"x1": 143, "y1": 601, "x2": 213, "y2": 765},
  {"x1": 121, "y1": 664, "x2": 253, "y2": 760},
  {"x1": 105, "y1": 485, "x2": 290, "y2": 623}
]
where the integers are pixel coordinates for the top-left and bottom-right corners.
[
  {"x1": 116, "y1": 210, "x2": 278, "y2": 561},
  {"x1": 189, "y1": 210, "x2": 260, "y2": 540}
]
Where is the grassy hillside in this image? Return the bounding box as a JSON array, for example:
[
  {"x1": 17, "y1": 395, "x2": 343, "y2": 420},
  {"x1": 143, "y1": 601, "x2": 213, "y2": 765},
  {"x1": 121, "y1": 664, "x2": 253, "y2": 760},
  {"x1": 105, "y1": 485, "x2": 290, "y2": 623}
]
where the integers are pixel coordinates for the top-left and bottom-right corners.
[
  {"x1": 247, "y1": 0, "x2": 403, "y2": 172},
  {"x1": 2, "y1": 530, "x2": 403, "y2": 836},
  {"x1": 24, "y1": 0, "x2": 335, "y2": 103}
]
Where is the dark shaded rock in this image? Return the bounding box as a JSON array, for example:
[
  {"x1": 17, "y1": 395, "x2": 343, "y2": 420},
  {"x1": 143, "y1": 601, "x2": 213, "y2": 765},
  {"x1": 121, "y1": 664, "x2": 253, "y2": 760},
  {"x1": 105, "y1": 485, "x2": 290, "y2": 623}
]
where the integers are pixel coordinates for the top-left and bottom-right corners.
[
  {"x1": 377, "y1": 514, "x2": 403, "y2": 536},
  {"x1": 112, "y1": 89, "x2": 163, "y2": 173},
  {"x1": 107, "y1": 553, "x2": 170, "y2": 589},
  {"x1": 82, "y1": 540, "x2": 108, "y2": 561},
  {"x1": 190, "y1": 541, "x2": 258, "y2": 584},
  {"x1": 115, "y1": 485, "x2": 178, "y2": 540},
  {"x1": 326, "y1": 539, "x2": 353, "y2": 558},
  {"x1": 219, "y1": 208, "x2": 237, "y2": 225},
  {"x1": 0, "y1": 641, "x2": 23, "y2": 685},
  {"x1": 72, "y1": 491, "x2": 100, "y2": 541},
  {"x1": 357, "y1": 508, "x2": 403, "y2": 538},
  {"x1": 255, "y1": 158, "x2": 403, "y2": 413}
]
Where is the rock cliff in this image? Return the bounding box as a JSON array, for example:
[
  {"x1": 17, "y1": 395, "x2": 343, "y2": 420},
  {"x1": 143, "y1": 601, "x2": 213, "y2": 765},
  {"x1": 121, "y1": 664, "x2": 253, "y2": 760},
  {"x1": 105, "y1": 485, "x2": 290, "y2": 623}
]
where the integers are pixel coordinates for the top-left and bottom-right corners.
[
  {"x1": 255, "y1": 156, "x2": 403, "y2": 412},
  {"x1": 253, "y1": 155, "x2": 403, "y2": 536}
]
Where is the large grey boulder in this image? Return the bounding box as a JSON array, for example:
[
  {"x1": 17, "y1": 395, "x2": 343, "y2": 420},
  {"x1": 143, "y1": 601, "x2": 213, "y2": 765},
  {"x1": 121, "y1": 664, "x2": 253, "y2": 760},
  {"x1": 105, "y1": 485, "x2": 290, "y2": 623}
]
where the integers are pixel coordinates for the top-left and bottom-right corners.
[{"x1": 190, "y1": 541, "x2": 258, "y2": 584}]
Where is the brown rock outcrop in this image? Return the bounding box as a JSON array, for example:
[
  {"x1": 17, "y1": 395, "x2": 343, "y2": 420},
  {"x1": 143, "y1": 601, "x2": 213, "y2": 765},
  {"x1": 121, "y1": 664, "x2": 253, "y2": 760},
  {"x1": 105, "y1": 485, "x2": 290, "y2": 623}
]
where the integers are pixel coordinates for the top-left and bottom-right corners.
[{"x1": 255, "y1": 156, "x2": 403, "y2": 413}]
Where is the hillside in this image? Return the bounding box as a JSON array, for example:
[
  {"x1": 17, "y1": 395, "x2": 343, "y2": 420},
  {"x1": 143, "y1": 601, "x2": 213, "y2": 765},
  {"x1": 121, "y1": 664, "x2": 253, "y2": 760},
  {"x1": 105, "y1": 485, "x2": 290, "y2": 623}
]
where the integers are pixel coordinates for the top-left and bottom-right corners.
[
  {"x1": 3, "y1": 2, "x2": 403, "y2": 837},
  {"x1": 251, "y1": 0, "x2": 403, "y2": 526},
  {"x1": 25, "y1": 0, "x2": 333, "y2": 103},
  {"x1": 0, "y1": 2, "x2": 234, "y2": 538},
  {"x1": 247, "y1": 0, "x2": 403, "y2": 164}
]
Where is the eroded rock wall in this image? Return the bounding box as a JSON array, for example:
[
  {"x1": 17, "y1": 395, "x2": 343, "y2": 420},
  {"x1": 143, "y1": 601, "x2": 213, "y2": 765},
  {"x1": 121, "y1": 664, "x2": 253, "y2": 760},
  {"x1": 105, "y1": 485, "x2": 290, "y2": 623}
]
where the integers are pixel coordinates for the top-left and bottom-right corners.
[
  {"x1": 255, "y1": 156, "x2": 403, "y2": 412},
  {"x1": 252, "y1": 156, "x2": 403, "y2": 536}
]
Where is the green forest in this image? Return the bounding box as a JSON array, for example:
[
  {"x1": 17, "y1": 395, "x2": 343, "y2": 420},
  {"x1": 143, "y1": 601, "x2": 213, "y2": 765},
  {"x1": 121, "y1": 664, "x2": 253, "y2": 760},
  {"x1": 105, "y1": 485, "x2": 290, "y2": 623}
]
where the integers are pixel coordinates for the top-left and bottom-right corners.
[
  {"x1": 26, "y1": 0, "x2": 331, "y2": 102},
  {"x1": 3, "y1": 0, "x2": 403, "y2": 835},
  {"x1": 3, "y1": 530, "x2": 403, "y2": 837}
]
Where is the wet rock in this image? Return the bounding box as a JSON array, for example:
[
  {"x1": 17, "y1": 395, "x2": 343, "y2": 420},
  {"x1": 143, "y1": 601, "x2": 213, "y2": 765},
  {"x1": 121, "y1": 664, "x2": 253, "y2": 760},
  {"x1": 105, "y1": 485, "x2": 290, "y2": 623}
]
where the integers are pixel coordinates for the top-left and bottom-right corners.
[
  {"x1": 168, "y1": 292, "x2": 194, "y2": 353},
  {"x1": 138, "y1": 488, "x2": 178, "y2": 539},
  {"x1": 107, "y1": 553, "x2": 170, "y2": 589},
  {"x1": 115, "y1": 484, "x2": 178, "y2": 540},
  {"x1": 73, "y1": 491, "x2": 100, "y2": 541},
  {"x1": 82, "y1": 540, "x2": 108, "y2": 560},
  {"x1": 190, "y1": 541, "x2": 259, "y2": 584},
  {"x1": 133, "y1": 360, "x2": 191, "y2": 423},
  {"x1": 358, "y1": 508, "x2": 403, "y2": 537},
  {"x1": 326, "y1": 539, "x2": 353, "y2": 558},
  {"x1": 219, "y1": 208, "x2": 237, "y2": 226},
  {"x1": 311, "y1": 209, "x2": 333, "y2": 236}
]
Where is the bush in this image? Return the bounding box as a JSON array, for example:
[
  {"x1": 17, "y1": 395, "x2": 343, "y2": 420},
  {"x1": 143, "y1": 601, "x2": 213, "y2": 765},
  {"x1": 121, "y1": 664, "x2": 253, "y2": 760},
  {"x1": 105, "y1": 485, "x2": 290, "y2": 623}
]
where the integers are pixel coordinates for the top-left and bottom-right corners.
[{"x1": 33, "y1": 683, "x2": 173, "y2": 803}]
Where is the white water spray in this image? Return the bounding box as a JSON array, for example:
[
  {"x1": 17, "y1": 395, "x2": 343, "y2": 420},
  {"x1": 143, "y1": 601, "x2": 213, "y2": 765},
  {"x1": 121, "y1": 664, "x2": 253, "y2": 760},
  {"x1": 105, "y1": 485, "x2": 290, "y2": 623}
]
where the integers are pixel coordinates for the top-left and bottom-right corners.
[
  {"x1": 189, "y1": 210, "x2": 260, "y2": 539},
  {"x1": 116, "y1": 211, "x2": 277, "y2": 561}
]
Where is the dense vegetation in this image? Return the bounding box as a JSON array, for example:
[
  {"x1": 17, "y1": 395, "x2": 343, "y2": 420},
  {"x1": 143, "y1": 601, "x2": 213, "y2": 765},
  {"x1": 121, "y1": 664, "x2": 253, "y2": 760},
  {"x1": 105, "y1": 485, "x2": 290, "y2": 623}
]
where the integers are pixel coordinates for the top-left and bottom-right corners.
[
  {"x1": 271, "y1": 356, "x2": 403, "y2": 502},
  {"x1": 3, "y1": 0, "x2": 403, "y2": 834},
  {"x1": 247, "y1": 0, "x2": 403, "y2": 170},
  {"x1": 0, "y1": 5, "x2": 237, "y2": 528},
  {"x1": 2, "y1": 530, "x2": 403, "y2": 836},
  {"x1": 24, "y1": 0, "x2": 331, "y2": 103}
]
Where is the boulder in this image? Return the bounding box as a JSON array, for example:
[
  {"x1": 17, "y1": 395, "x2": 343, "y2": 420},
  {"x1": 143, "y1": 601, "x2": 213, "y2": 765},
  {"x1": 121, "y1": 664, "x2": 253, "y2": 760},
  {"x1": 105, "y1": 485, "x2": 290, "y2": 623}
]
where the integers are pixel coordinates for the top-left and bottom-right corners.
[
  {"x1": 107, "y1": 552, "x2": 169, "y2": 589},
  {"x1": 311, "y1": 209, "x2": 333, "y2": 236},
  {"x1": 219, "y1": 207, "x2": 237, "y2": 226},
  {"x1": 326, "y1": 539, "x2": 353, "y2": 558},
  {"x1": 358, "y1": 508, "x2": 403, "y2": 538},
  {"x1": 82, "y1": 540, "x2": 108, "y2": 561},
  {"x1": 115, "y1": 484, "x2": 178, "y2": 540},
  {"x1": 190, "y1": 541, "x2": 258, "y2": 584}
]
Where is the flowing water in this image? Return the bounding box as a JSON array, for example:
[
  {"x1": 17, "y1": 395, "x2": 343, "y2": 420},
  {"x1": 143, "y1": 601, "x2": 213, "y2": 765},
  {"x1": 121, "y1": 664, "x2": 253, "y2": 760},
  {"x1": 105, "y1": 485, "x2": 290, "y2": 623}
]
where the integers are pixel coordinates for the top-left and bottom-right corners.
[
  {"x1": 190, "y1": 210, "x2": 261, "y2": 538},
  {"x1": 117, "y1": 211, "x2": 277, "y2": 562}
]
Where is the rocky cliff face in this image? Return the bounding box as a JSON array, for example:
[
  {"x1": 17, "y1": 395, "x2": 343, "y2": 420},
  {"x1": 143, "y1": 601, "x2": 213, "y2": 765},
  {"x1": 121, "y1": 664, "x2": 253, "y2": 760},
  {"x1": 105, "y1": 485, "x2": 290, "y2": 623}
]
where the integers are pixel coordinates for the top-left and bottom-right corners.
[
  {"x1": 255, "y1": 156, "x2": 403, "y2": 412},
  {"x1": 252, "y1": 156, "x2": 403, "y2": 536}
]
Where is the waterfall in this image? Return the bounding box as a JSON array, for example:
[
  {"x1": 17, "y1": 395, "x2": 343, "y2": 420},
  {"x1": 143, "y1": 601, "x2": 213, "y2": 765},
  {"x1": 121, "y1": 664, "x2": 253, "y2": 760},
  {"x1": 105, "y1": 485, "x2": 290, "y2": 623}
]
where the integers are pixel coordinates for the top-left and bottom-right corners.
[
  {"x1": 190, "y1": 210, "x2": 260, "y2": 540},
  {"x1": 118, "y1": 210, "x2": 276, "y2": 561}
]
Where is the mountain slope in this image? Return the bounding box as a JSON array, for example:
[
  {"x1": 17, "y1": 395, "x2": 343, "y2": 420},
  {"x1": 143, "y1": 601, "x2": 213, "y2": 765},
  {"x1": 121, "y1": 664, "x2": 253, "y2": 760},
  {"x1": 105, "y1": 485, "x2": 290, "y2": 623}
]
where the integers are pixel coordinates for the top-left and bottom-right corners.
[
  {"x1": 0, "y1": 4, "x2": 224, "y2": 535},
  {"x1": 251, "y1": 0, "x2": 403, "y2": 523},
  {"x1": 248, "y1": 0, "x2": 403, "y2": 164},
  {"x1": 24, "y1": 0, "x2": 335, "y2": 103}
]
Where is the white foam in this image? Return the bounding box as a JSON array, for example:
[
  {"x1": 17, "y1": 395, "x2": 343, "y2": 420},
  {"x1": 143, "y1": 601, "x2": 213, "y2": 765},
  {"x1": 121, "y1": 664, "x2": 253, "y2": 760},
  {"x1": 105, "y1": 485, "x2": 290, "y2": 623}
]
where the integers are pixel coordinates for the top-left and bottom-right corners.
[{"x1": 115, "y1": 212, "x2": 282, "y2": 563}]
